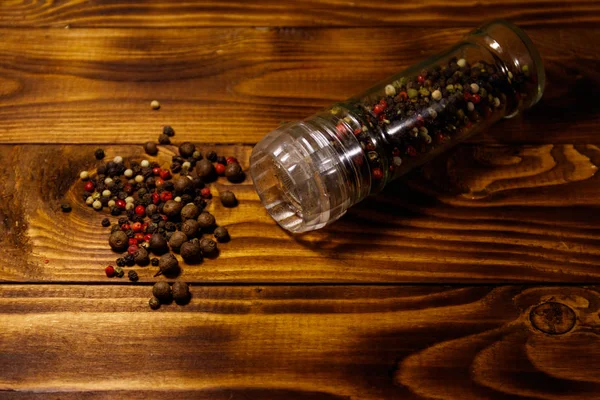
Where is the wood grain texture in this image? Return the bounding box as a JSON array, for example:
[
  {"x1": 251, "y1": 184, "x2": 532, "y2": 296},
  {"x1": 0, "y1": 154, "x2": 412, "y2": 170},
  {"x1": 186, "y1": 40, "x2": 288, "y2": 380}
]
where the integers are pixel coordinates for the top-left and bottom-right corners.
[
  {"x1": 0, "y1": 27, "x2": 597, "y2": 145},
  {"x1": 2, "y1": 143, "x2": 600, "y2": 283},
  {"x1": 0, "y1": 285, "x2": 599, "y2": 399},
  {"x1": 0, "y1": 0, "x2": 598, "y2": 28}
]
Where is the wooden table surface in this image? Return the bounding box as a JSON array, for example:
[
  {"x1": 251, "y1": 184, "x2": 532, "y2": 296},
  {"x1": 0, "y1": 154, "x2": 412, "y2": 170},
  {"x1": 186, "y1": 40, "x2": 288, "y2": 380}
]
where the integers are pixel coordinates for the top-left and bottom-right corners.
[{"x1": 1, "y1": 1, "x2": 600, "y2": 399}]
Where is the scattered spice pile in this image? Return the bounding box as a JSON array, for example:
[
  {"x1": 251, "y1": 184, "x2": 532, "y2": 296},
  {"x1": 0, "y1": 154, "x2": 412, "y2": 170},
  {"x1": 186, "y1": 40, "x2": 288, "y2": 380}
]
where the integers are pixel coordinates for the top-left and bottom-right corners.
[{"x1": 78, "y1": 126, "x2": 244, "y2": 309}]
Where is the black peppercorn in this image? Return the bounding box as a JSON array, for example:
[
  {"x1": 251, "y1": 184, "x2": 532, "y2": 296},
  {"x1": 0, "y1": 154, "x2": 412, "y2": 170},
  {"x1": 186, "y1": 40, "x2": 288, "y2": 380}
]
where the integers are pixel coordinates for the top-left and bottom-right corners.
[
  {"x1": 155, "y1": 253, "x2": 180, "y2": 277},
  {"x1": 111, "y1": 224, "x2": 121, "y2": 233},
  {"x1": 180, "y1": 203, "x2": 199, "y2": 220},
  {"x1": 172, "y1": 281, "x2": 191, "y2": 305},
  {"x1": 181, "y1": 219, "x2": 199, "y2": 237},
  {"x1": 151, "y1": 257, "x2": 159, "y2": 266},
  {"x1": 216, "y1": 156, "x2": 226, "y2": 165},
  {"x1": 124, "y1": 253, "x2": 135, "y2": 266},
  {"x1": 125, "y1": 229, "x2": 135, "y2": 238},
  {"x1": 199, "y1": 237, "x2": 218, "y2": 257},
  {"x1": 152, "y1": 281, "x2": 172, "y2": 302},
  {"x1": 109, "y1": 231, "x2": 129, "y2": 252},
  {"x1": 116, "y1": 257, "x2": 126, "y2": 267},
  {"x1": 134, "y1": 247, "x2": 150, "y2": 266},
  {"x1": 168, "y1": 231, "x2": 188, "y2": 252},
  {"x1": 191, "y1": 177, "x2": 204, "y2": 189},
  {"x1": 60, "y1": 203, "x2": 72, "y2": 213},
  {"x1": 165, "y1": 221, "x2": 176, "y2": 232},
  {"x1": 149, "y1": 297, "x2": 161, "y2": 310},
  {"x1": 163, "y1": 125, "x2": 175, "y2": 137},
  {"x1": 149, "y1": 233, "x2": 169, "y2": 255},
  {"x1": 173, "y1": 176, "x2": 191, "y2": 194},
  {"x1": 158, "y1": 134, "x2": 170, "y2": 145},
  {"x1": 171, "y1": 163, "x2": 182, "y2": 173},
  {"x1": 118, "y1": 217, "x2": 129, "y2": 225},
  {"x1": 180, "y1": 240, "x2": 202, "y2": 264},
  {"x1": 151, "y1": 214, "x2": 162, "y2": 223},
  {"x1": 220, "y1": 191, "x2": 237, "y2": 208},
  {"x1": 225, "y1": 163, "x2": 245, "y2": 183},
  {"x1": 214, "y1": 226, "x2": 230, "y2": 243},
  {"x1": 194, "y1": 197, "x2": 207, "y2": 209},
  {"x1": 127, "y1": 270, "x2": 139, "y2": 282},
  {"x1": 196, "y1": 159, "x2": 216, "y2": 181},
  {"x1": 163, "y1": 181, "x2": 174, "y2": 192},
  {"x1": 162, "y1": 200, "x2": 183, "y2": 218},
  {"x1": 172, "y1": 155, "x2": 184, "y2": 163},
  {"x1": 197, "y1": 212, "x2": 216, "y2": 230},
  {"x1": 179, "y1": 142, "x2": 196, "y2": 158},
  {"x1": 180, "y1": 194, "x2": 193, "y2": 204},
  {"x1": 94, "y1": 148, "x2": 105, "y2": 160},
  {"x1": 206, "y1": 151, "x2": 217, "y2": 162}
]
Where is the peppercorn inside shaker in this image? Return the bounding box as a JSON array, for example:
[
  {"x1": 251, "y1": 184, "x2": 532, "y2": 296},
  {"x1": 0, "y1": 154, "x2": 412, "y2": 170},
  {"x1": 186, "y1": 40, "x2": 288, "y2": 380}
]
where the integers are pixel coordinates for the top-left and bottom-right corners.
[{"x1": 250, "y1": 20, "x2": 544, "y2": 233}]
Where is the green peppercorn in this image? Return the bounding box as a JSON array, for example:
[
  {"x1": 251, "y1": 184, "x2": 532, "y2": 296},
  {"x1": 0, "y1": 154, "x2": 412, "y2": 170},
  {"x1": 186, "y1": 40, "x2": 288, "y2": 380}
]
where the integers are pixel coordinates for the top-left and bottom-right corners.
[
  {"x1": 149, "y1": 296, "x2": 161, "y2": 310},
  {"x1": 114, "y1": 266, "x2": 124, "y2": 278},
  {"x1": 151, "y1": 257, "x2": 159, "y2": 266},
  {"x1": 152, "y1": 281, "x2": 172, "y2": 302},
  {"x1": 172, "y1": 281, "x2": 191, "y2": 305}
]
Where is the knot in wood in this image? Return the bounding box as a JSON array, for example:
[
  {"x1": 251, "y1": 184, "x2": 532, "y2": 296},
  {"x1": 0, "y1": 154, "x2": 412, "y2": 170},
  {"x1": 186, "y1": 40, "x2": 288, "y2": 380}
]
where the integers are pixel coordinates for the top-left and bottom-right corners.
[{"x1": 530, "y1": 302, "x2": 576, "y2": 334}]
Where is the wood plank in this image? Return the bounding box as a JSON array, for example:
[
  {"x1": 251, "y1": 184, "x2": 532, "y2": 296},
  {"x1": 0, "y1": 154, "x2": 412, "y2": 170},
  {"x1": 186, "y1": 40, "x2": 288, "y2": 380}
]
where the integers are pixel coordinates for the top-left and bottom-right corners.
[
  {"x1": 0, "y1": 27, "x2": 597, "y2": 145},
  {"x1": 0, "y1": 0, "x2": 598, "y2": 28},
  {"x1": 2, "y1": 143, "x2": 600, "y2": 283},
  {"x1": 1, "y1": 284, "x2": 599, "y2": 399}
]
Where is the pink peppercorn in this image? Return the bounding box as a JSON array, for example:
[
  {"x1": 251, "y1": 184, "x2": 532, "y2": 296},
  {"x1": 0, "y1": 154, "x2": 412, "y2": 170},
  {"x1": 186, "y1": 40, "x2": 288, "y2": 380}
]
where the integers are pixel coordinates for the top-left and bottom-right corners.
[
  {"x1": 417, "y1": 75, "x2": 425, "y2": 84},
  {"x1": 159, "y1": 170, "x2": 171, "y2": 180},
  {"x1": 132, "y1": 222, "x2": 142, "y2": 232},
  {"x1": 200, "y1": 187, "x2": 211, "y2": 199},
  {"x1": 407, "y1": 146, "x2": 417, "y2": 157},
  {"x1": 143, "y1": 234, "x2": 152, "y2": 242},
  {"x1": 105, "y1": 266, "x2": 115, "y2": 278},
  {"x1": 160, "y1": 191, "x2": 172, "y2": 202},
  {"x1": 121, "y1": 223, "x2": 130, "y2": 231},
  {"x1": 226, "y1": 157, "x2": 238, "y2": 165},
  {"x1": 128, "y1": 238, "x2": 138, "y2": 246},
  {"x1": 152, "y1": 167, "x2": 161, "y2": 176},
  {"x1": 215, "y1": 163, "x2": 226, "y2": 176},
  {"x1": 127, "y1": 244, "x2": 139, "y2": 255},
  {"x1": 372, "y1": 168, "x2": 383, "y2": 180},
  {"x1": 84, "y1": 181, "x2": 95, "y2": 192},
  {"x1": 116, "y1": 199, "x2": 126, "y2": 209},
  {"x1": 135, "y1": 205, "x2": 145, "y2": 216}
]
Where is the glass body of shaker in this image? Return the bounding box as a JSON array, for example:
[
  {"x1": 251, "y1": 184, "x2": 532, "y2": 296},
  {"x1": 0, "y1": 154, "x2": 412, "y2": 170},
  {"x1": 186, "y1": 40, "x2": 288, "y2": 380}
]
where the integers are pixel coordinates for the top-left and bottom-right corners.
[{"x1": 250, "y1": 20, "x2": 545, "y2": 233}]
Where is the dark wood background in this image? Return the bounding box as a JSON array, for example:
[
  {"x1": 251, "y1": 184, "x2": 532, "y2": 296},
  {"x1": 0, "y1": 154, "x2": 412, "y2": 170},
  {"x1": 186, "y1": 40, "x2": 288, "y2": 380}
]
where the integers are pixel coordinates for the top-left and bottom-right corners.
[{"x1": 1, "y1": 1, "x2": 599, "y2": 399}]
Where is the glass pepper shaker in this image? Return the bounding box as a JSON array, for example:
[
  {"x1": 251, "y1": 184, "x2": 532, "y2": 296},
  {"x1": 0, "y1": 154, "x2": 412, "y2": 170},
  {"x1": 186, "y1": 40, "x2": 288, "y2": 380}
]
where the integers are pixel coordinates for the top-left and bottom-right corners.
[{"x1": 250, "y1": 20, "x2": 545, "y2": 233}]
